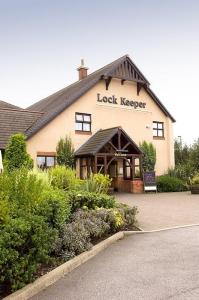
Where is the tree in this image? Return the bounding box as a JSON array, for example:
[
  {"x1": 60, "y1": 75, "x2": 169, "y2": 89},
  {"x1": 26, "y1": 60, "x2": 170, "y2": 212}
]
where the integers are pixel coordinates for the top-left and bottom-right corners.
[
  {"x1": 139, "y1": 141, "x2": 156, "y2": 172},
  {"x1": 4, "y1": 133, "x2": 33, "y2": 172},
  {"x1": 174, "y1": 138, "x2": 190, "y2": 165},
  {"x1": 56, "y1": 136, "x2": 75, "y2": 168},
  {"x1": 190, "y1": 138, "x2": 199, "y2": 170}
]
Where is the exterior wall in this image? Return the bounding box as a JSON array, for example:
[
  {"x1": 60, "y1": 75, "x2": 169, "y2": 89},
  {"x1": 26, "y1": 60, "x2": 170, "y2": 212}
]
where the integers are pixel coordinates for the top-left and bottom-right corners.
[{"x1": 27, "y1": 78, "x2": 175, "y2": 175}]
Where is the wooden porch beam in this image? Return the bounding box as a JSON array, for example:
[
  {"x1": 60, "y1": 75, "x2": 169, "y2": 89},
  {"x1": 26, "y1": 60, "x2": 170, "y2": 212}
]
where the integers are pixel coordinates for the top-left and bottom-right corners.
[
  {"x1": 104, "y1": 76, "x2": 112, "y2": 90},
  {"x1": 108, "y1": 141, "x2": 117, "y2": 151},
  {"x1": 122, "y1": 142, "x2": 131, "y2": 150},
  {"x1": 137, "y1": 82, "x2": 142, "y2": 96}
]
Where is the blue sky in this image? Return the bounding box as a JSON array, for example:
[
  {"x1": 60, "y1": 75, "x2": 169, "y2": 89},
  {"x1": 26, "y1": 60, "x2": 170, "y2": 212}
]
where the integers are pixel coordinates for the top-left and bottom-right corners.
[{"x1": 0, "y1": 0, "x2": 199, "y2": 144}]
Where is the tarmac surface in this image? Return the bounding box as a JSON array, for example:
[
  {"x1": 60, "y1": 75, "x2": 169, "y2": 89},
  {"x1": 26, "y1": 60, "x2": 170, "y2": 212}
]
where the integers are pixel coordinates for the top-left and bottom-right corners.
[
  {"x1": 31, "y1": 226, "x2": 199, "y2": 300},
  {"x1": 116, "y1": 191, "x2": 199, "y2": 230}
]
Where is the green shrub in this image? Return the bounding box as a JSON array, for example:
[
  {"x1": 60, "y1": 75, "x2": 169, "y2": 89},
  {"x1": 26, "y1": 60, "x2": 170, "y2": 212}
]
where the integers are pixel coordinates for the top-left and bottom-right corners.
[
  {"x1": 3, "y1": 134, "x2": 33, "y2": 172},
  {"x1": 0, "y1": 168, "x2": 45, "y2": 213},
  {"x1": 0, "y1": 199, "x2": 10, "y2": 225},
  {"x1": 48, "y1": 166, "x2": 81, "y2": 191},
  {"x1": 67, "y1": 190, "x2": 116, "y2": 213},
  {"x1": 80, "y1": 173, "x2": 112, "y2": 194},
  {"x1": 0, "y1": 168, "x2": 71, "y2": 230},
  {"x1": 56, "y1": 136, "x2": 75, "y2": 168},
  {"x1": 157, "y1": 175, "x2": 187, "y2": 192},
  {"x1": 115, "y1": 203, "x2": 138, "y2": 229},
  {"x1": 190, "y1": 174, "x2": 199, "y2": 185},
  {"x1": 139, "y1": 141, "x2": 156, "y2": 172},
  {"x1": 167, "y1": 163, "x2": 196, "y2": 183},
  {"x1": 0, "y1": 215, "x2": 58, "y2": 292},
  {"x1": 36, "y1": 189, "x2": 71, "y2": 230}
]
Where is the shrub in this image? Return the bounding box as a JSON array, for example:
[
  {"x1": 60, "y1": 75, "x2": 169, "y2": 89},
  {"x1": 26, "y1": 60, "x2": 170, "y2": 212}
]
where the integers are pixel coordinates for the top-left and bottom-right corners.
[
  {"x1": 0, "y1": 168, "x2": 71, "y2": 230},
  {"x1": 56, "y1": 136, "x2": 75, "y2": 168},
  {"x1": 67, "y1": 190, "x2": 116, "y2": 213},
  {"x1": 81, "y1": 173, "x2": 112, "y2": 194},
  {"x1": 139, "y1": 141, "x2": 156, "y2": 172},
  {"x1": 190, "y1": 174, "x2": 199, "y2": 185},
  {"x1": 157, "y1": 175, "x2": 187, "y2": 192},
  {"x1": 36, "y1": 189, "x2": 71, "y2": 230},
  {"x1": 0, "y1": 215, "x2": 58, "y2": 292},
  {"x1": 58, "y1": 205, "x2": 138, "y2": 261},
  {"x1": 0, "y1": 168, "x2": 45, "y2": 212},
  {"x1": 167, "y1": 163, "x2": 196, "y2": 183},
  {"x1": 115, "y1": 203, "x2": 138, "y2": 229},
  {"x1": 3, "y1": 134, "x2": 33, "y2": 172},
  {"x1": 57, "y1": 209, "x2": 114, "y2": 260},
  {"x1": 0, "y1": 199, "x2": 10, "y2": 225},
  {"x1": 48, "y1": 166, "x2": 81, "y2": 191}
]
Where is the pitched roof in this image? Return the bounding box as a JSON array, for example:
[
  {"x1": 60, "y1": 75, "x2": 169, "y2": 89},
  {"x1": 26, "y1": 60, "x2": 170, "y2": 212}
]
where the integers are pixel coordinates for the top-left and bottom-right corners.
[
  {"x1": 0, "y1": 107, "x2": 43, "y2": 149},
  {"x1": 75, "y1": 127, "x2": 142, "y2": 156},
  {"x1": 0, "y1": 100, "x2": 21, "y2": 110},
  {"x1": 26, "y1": 55, "x2": 175, "y2": 139}
]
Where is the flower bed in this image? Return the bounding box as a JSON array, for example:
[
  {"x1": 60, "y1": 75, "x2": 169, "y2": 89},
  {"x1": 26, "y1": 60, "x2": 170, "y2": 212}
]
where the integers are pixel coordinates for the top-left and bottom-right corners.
[{"x1": 0, "y1": 167, "x2": 138, "y2": 298}]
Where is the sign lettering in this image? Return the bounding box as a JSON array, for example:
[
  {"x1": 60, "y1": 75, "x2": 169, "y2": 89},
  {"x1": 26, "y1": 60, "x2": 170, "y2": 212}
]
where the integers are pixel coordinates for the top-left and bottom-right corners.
[{"x1": 97, "y1": 93, "x2": 146, "y2": 110}]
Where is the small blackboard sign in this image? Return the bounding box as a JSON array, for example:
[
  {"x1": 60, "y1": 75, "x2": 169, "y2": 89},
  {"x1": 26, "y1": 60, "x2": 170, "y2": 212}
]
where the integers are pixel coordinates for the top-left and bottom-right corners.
[{"x1": 143, "y1": 171, "x2": 157, "y2": 192}]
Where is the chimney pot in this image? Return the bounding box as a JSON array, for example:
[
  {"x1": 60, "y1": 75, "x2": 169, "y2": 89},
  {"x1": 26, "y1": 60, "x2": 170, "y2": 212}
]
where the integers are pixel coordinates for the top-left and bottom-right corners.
[{"x1": 77, "y1": 59, "x2": 88, "y2": 80}]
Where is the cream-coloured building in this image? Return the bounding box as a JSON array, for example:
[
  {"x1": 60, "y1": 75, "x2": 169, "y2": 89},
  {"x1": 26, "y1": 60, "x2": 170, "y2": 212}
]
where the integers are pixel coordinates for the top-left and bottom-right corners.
[{"x1": 0, "y1": 55, "x2": 175, "y2": 192}]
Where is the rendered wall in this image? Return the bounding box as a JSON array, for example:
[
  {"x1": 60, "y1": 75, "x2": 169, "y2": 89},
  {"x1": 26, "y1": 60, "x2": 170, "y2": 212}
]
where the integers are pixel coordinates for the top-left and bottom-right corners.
[{"x1": 27, "y1": 79, "x2": 175, "y2": 175}]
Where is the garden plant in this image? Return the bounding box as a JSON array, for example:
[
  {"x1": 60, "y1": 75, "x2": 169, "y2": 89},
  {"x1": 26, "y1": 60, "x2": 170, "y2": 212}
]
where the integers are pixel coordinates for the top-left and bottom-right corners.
[{"x1": 0, "y1": 135, "x2": 138, "y2": 298}]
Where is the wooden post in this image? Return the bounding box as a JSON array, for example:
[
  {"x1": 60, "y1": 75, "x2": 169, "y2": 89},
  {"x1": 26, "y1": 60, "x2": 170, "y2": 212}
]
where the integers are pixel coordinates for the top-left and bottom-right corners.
[
  {"x1": 118, "y1": 130, "x2": 121, "y2": 150},
  {"x1": 94, "y1": 155, "x2": 97, "y2": 174},
  {"x1": 132, "y1": 155, "x2": 135, "y2": 180},
  {"x1": 104, "y1": 155, "x2": 107, "y2": 174}
]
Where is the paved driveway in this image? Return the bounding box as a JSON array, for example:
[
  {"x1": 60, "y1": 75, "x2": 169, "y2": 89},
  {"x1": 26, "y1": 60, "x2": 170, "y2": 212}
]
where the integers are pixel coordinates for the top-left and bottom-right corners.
[
  {"x1": 116, "y1": 192, "x2": 199, "y2": 230},
  {"x1": 32, "y1": 226, "x2": 199, "y2": 300}
]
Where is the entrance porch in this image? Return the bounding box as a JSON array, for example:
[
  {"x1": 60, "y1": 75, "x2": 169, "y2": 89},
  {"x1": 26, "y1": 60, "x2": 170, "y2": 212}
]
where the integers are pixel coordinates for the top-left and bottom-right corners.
[{"x1": 75, "y1": 127, "x2": 144, "y2": 193}]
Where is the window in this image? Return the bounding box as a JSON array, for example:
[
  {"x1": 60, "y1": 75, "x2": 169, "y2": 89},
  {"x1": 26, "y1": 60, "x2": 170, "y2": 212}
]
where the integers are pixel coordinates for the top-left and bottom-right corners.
[
  {"x1": 123, "y1": 159, "x2": 132, "y2": 180},
  {"x1": 153, "y1": 121, "x2": 164, "y2": 137},
  {"x1": 75, "y1": 113, "x2": 91, "y2": 132},
  {"x1": 37, "y1": 156, "x2": 56, "y2": 169}
]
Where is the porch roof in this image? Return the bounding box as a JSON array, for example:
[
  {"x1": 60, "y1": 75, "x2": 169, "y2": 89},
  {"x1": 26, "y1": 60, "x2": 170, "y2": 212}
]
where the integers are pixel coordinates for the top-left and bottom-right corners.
[{"x1": 75, "y1": 127, "x2": 142, "y2": 157}]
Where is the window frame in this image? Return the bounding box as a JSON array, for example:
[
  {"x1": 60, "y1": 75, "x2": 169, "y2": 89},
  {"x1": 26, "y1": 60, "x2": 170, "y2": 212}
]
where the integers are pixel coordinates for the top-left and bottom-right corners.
[
  {"x1": 153, "y1": 121, "x2": 164, "y2": 138},
  {"x1": 123, "y1": 158, "x2": 132, "y2": 180},
  {"x1": 75, "y1": 112, "x2": 92, "y2": 132},
  {"x1": 37, "y1": 155, "x2": 56, "y2": 169}
]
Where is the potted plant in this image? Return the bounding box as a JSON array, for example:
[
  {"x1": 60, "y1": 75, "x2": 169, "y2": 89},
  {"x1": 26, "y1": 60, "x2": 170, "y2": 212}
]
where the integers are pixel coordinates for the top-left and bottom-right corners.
[{"x1": 190, "y1": 175, "x2": 199, "y2": 194}]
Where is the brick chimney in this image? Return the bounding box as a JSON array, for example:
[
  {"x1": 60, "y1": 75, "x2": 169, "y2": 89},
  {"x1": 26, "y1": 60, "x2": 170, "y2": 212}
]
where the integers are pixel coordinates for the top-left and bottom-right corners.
[{"x1": 77, "y1": 59, "x2": 88, "y2": 80}]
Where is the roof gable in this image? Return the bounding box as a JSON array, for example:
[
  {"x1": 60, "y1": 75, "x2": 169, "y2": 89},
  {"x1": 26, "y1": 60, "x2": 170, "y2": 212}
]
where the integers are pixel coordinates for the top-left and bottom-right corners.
[
  {"x1": 26, "y1": 55, "x2": 175, "y2": 139},
  {"x1": 75, "y1": 127, "x2": 142, "y2": 156}
]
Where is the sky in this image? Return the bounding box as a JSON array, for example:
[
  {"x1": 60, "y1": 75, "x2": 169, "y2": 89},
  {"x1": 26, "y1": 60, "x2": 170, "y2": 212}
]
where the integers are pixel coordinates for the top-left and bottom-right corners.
[{"x1": 0, "y1": 0, "x2": 199, "y2": 144}]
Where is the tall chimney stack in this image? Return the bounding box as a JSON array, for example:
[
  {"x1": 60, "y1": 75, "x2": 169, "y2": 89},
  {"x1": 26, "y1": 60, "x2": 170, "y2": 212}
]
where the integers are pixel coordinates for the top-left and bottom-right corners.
[{"x1": 77, "y1": 59, "x2": 88, "y2": 80}]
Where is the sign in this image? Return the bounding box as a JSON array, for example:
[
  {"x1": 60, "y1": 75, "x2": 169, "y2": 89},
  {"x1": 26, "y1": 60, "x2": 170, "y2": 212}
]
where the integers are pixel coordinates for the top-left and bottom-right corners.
[
  {"x1": 97, "y1": 93, "x2": 146, "y2": 110},
  {"x1": 143, "y1": 171, "x2": 157, "y2": 192},
  {"x1": 115, "y1": 153, "x2": 127, "y2": 157}
]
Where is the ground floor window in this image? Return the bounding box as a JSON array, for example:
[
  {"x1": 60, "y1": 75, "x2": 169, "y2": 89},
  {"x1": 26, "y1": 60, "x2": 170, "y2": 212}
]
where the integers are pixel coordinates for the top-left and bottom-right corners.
[
  {"x1": 37, "y1": 155, "x2": 56, "y2": 169},
  {"x1": 123, "y1": 158, "x2": 132, "y2": 180}
]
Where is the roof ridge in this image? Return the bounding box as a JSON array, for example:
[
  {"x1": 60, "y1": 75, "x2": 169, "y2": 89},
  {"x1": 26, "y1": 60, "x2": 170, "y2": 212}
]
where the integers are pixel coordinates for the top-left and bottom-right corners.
[
  {"x1": 99, "y1": 126, "x2": 121, "y2": 132},
  {"x1": 27, "y1": 55, "x2": 128, "y2": 110}
]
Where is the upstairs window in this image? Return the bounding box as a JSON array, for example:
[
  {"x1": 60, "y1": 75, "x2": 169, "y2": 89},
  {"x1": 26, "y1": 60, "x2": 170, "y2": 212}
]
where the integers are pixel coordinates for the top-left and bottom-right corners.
[
  {"x1": 75, "y1": 113, "x2": 91, "y2": 132},
  {"x1": 153, "y1": 121, "x2": 164, "y2": 138}
]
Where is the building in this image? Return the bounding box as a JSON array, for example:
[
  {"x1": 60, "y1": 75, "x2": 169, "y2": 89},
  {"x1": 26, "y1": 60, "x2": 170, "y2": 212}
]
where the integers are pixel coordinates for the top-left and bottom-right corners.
[{"x1": 0, "y1": 55, "x2": 175, "y2": 192}]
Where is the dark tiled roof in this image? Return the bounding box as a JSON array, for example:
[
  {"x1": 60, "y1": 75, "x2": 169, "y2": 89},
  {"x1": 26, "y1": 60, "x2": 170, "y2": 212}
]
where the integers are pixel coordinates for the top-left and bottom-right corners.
[
  {"x1": 26, "y1": 54, "x2": 175, "y2": 139},
  {"x1": 0, "y1": 108, "x2": 43, "y2": 149},
  {"x1": 75, "y1": 127, "x2": 142, "y2": 156},
  {"x1": 0, "y1": 100, "x2": 21, "y2": 110}
]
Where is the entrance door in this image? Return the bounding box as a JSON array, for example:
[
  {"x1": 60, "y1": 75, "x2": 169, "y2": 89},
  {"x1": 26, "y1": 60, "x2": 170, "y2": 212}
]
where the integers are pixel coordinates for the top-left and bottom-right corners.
[{"x1": 107, "y1": 160, "x2": 118, "y2": 191}]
